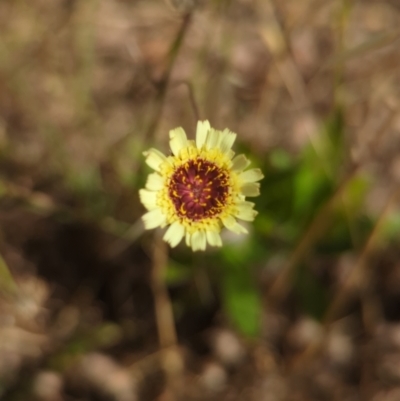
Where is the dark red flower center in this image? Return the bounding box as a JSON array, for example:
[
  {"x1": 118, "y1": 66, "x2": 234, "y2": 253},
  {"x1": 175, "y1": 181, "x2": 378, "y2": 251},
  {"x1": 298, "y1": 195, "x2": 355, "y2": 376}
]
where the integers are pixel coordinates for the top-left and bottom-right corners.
[{"x1": 168, "y1": 158, "x2": 230, "y2": 221}]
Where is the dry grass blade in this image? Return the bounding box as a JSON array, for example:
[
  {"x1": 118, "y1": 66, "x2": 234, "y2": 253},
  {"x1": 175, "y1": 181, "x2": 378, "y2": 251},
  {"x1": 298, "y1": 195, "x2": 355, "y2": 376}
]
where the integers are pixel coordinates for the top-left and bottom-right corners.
[
  {"x1": 104, "y1": 218, "x2": 145, "y2": 259},
  {"x1": 0, "y1": 253, "x2": 18, "y2": 297},
  {"x1": 324, "y1": 186, "x2": 400, "y2": 324},
  {"x1": 268, "y1": 165, "x2": 359, "y2": 304},
  {"x1": 310, "y1": 29, "x2": 400, "y2": 82},
  {"x1": 289, "y1": 186, "x2": 400, "y2": 371}
]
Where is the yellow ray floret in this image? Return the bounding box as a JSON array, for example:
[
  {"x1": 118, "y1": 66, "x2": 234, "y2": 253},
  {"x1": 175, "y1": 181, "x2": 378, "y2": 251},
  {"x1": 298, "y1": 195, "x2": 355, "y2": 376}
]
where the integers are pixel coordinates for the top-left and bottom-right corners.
[{"x1": 139, "y1": 120, "x2": 263, "y2": 251}]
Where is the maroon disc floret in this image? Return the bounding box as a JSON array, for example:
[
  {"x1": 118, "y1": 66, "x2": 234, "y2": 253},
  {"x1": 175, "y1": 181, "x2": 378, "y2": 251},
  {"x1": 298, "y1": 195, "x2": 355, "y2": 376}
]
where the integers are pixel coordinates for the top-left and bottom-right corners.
[{"x1": 168, "y1": 158, "x2": 230, "y2": 221}]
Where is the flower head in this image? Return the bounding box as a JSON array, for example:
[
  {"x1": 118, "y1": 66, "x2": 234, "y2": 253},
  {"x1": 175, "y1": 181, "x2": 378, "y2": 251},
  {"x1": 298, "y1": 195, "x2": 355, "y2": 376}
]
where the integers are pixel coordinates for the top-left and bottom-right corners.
[{"x1": 139, "y1": 121, "x2": 263, "y2": 251}]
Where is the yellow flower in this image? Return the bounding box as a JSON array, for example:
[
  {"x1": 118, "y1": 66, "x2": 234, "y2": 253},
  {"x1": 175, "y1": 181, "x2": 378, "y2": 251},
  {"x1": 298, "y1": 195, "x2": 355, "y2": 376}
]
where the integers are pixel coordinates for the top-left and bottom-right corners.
[{"x1": 139, "y1": 121, "x2": 263, "y2": 251}]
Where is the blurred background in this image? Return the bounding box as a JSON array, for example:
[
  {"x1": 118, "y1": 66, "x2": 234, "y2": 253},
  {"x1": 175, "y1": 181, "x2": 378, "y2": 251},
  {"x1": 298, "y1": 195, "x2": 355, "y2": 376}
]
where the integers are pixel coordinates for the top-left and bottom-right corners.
[{"x1": 1, "y1": 0, "x2": 400, "y2": 400}]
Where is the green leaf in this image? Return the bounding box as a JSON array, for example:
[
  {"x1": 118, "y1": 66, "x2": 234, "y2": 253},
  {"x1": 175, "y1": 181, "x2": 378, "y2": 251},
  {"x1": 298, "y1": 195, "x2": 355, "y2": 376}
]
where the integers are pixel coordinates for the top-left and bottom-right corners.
[
  {"x1": 222, "y1": 271, "x2": 261, "y2": 337},
  {"x1": 295, "y1": 265, "x2": 329, "y2": 320},
  {"x1": 381, "y1": 211, "x2": 400, "y2": 243},
  {"x1": 220, "y1": 240, "x2": 262, "y2": 337},
  {"x1": 0, "y1": 253, "x2": 18, "y2": 296},
  {"x1": 164, "y1": 261, "x2": 191, "y2": 285},
  {"x1": 292, "y1": 161, "x2": 332, "y2": 224},
  {"x1": 269, "y1": 149, "x2": 293, "y2": 170}
]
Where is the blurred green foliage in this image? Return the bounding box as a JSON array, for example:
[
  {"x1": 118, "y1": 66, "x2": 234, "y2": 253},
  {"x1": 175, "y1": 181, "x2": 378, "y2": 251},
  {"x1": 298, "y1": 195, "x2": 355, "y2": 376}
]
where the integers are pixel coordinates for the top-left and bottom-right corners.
[{"x1": 166, "y1": 106, "x2": 376, "y2": 335}]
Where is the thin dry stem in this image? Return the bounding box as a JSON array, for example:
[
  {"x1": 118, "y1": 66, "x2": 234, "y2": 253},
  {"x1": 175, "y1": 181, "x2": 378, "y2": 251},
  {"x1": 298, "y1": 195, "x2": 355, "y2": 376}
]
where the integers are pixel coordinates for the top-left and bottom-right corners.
[
  {"x1": 258, "y1": 0, "x2": 327, "y2": 172},
  {"x1": 172, "y1": 80, "x2": 202, "y2": 121},
  {"x1": 111, "y1": 13, "x2": 192, "y2": 156},
  {"x1": 151, "y1": 230, "x2": 183, "y2": 386}
]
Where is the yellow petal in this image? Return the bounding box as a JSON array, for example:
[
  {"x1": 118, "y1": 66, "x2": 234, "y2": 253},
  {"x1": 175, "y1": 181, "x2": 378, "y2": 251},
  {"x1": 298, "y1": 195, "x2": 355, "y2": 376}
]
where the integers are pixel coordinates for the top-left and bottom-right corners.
[
  {"x1": 206, "y1": 230, "x2": 222, "y2": 247},
  {"x1": 205, "y1": 128, "x2": 220, "y2": 149},
  {"x1": 143, "y1": 148, "x2": 167, "y2": 172},
  {"x1": 239, "y1": 168, "x2": 264, "y2": 183},
  {"x1": 191, "y1": 230, "x2": 207, "y2": 251},
  {"x1": 196, "y1": 120, "x2": 211, "y2": 148},
  {"x1": 145, "y1": 173, "x2": 164, "y2": 191},
  {"x1": 163, "y1": 221, "x2": 185, "y2": 247},
  {"x1": 142, "y1": 209, "x2": 167, "y2": 229},
  {"x1": 139, "y1": 189, "x2": 158, "y2": 210},
  {"x1": 185, "y1": 232, "x2": 191, "y2": 247},
  {"x1": 241, "y1": 182, "x2": 260, "y2": 197},
  {"x1": 221, "y1": 215, "x2": 248, "y2": 234},
  {"x1": 218, "y1": 128, "x2": 236, "y2": 154},
  {"x1": 231, "y1": 154, "x2": 251, "y2": 171},
  {"x1": 235, "y1": 201, "x2": 258, "y2": 221},
  {"x1": 169, "y1": 127, "x2": 188, "y2": 156}
]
